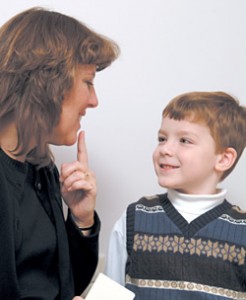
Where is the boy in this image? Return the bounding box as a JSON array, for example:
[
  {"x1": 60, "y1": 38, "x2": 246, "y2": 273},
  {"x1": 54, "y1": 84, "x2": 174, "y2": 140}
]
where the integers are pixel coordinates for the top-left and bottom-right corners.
[{"x1": 105, "y1": 91, "x2": 246, "y2": 300}]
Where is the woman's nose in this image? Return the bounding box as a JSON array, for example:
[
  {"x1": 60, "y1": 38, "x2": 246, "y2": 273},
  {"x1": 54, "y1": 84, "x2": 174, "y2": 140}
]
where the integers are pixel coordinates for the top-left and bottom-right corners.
[{"x1": 89, "y1": 90, "x2": 98, "y2": 108}]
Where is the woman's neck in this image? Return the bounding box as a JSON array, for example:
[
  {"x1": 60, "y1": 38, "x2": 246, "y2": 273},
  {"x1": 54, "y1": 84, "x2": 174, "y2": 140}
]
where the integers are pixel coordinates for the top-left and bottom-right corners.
[{"x1": 0, "y1": 123, "x2": 26, "y2": 162}]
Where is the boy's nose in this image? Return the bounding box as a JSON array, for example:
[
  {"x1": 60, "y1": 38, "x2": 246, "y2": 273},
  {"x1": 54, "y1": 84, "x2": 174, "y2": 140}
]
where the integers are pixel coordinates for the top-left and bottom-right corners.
[{"x1": 160, "y1": 141, "x2": 175, "y2": 156}]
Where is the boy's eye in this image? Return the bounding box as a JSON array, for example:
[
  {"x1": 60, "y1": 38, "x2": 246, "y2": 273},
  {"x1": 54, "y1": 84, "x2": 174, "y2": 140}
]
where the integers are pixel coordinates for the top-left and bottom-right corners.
[
  {"x1": 158, "y1": 136, "x2": 166, "y2": 143},
  {"x1": 180, "y1": 138, "x2": 191, "y2": 144}
]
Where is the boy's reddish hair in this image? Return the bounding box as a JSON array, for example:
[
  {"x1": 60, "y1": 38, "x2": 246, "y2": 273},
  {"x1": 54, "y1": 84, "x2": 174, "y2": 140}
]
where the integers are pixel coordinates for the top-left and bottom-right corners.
[{"x1": 163, "y1": 91, "x2": 246, "y2": 180}]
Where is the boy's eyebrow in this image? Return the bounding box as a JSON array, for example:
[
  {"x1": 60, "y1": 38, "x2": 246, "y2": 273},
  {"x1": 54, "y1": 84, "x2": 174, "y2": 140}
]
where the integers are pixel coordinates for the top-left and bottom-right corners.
[
  {"x1": 158, "y1": 129, "x2": 167, "y2": 135},
  {"x1": 158, "y1": 128, "x2": 199, "y2": 138}
]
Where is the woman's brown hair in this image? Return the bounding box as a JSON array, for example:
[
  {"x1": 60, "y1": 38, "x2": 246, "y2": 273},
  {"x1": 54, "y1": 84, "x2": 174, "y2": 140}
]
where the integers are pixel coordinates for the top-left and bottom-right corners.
[{"x1": 0, "y1": 7, "x2": 119, "y2": 166}]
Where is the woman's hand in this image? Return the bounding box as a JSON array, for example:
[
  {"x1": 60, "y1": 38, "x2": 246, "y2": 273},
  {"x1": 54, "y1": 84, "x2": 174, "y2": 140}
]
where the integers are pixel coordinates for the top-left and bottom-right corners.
[
  {"x1": 60, "y1": 131, "x2": 96, "y2": 228},
  {"x1": 72, "y1": 297, "x2": 84, "y2": 300}
]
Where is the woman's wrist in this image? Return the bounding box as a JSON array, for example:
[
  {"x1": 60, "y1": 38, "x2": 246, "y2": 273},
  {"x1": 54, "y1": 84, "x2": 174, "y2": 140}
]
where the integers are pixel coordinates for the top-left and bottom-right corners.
[
  {"x1": 71, "y1": 213, "x2": 94, "y2": 230},
  {"x1": 79, "y1": 224, "x2": 94, "y2": 231}
]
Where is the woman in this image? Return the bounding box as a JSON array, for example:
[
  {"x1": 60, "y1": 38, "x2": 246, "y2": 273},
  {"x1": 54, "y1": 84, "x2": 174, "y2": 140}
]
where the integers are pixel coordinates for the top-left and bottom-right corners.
[{"x1": 0, "y1": 7, "x2": 119, "y2": 299}]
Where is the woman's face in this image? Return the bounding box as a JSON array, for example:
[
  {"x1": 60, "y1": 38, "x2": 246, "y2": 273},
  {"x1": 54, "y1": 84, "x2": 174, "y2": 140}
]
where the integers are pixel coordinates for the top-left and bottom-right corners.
[{"x1": 49, "y1": 64, "x2": 98, "y2": 146}]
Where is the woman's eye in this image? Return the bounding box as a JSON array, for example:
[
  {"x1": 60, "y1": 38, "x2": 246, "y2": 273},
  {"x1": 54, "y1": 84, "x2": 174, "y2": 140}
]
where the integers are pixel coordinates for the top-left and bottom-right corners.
[
  {"x1": 84, "y1": 80, "x2": 94, "y2": 87},
  {"x1": 86, "y1": 81, "x2": 94, "y2": 86}
]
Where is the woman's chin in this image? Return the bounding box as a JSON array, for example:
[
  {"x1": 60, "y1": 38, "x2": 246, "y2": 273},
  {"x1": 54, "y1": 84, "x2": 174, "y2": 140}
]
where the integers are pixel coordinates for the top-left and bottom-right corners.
[
  {"x1": 50, "y1": 135, "x2": 77, "y2": 147},
  {"x1": 63, "y1": 137, "x2": 77, "y2": 146}
]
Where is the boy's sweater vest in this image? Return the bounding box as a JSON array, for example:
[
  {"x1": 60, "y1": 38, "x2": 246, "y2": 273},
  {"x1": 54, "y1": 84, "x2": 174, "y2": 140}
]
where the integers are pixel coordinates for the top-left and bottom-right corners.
[{"x1": 125, "y1": 193, "x2": 246, "y2": 300}]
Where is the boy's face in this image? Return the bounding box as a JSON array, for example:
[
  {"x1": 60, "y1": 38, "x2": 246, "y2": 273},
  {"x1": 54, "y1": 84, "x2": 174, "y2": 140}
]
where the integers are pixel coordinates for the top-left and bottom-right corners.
[{"x1": 153, "y1": 117, "x2": 222, "y2": 194}]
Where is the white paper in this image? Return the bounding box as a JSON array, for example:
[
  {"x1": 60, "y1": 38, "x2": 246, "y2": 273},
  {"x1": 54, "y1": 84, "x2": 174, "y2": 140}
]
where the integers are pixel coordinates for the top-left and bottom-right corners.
[{"x1": 86, "y1": 273, "x2": 135, "y2": 300}]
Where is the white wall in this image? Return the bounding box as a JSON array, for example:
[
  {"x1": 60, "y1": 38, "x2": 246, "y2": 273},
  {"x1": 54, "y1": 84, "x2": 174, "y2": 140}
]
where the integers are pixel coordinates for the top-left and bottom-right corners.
[{"x1": 1, "y1": 0, "x2": 246, "y2": 255}]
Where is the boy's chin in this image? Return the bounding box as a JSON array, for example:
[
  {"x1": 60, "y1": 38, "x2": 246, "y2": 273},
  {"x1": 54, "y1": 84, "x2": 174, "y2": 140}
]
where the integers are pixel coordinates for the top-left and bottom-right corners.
[
  {"x1": 157, "y1": 180, "x2": 170, "y2": 189},
  {"x1": 157, "y1": 179, "x2": 178, "y2": 191}
]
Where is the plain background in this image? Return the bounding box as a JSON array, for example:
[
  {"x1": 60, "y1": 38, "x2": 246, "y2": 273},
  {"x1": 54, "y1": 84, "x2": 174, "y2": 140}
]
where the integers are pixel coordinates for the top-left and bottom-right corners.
[{"x1": 1, "y1": 0, "x2": 245, "y2": 256}]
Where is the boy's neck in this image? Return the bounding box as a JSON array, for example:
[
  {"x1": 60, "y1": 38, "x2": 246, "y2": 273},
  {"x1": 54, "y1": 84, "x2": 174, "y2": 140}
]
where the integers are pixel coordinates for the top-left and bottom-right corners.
[{"x1": 167, "y1": 188, "x2": 227, "y2": 223}]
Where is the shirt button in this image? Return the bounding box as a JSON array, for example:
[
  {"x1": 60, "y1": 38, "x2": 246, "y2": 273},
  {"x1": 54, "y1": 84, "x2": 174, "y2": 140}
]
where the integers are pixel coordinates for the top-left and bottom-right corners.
[{"x1": 37, "y1": 182, "x2": 42, "y2": 190}]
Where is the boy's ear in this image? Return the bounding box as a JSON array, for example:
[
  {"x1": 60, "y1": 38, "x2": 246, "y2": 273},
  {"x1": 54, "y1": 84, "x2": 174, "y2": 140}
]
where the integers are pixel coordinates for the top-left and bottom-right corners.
[{"x1": 215, "y1": 147, "x2": 237, "y2": 172}]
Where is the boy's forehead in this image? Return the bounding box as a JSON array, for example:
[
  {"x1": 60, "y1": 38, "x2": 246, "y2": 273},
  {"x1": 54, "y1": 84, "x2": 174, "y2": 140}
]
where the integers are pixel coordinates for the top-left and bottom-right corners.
[
  {"x1": 162, "y1": 115, "x2": 207, "y2": 126},
  {"x1": 160, "y1": 116, "x2": 212, "y2": 136}
]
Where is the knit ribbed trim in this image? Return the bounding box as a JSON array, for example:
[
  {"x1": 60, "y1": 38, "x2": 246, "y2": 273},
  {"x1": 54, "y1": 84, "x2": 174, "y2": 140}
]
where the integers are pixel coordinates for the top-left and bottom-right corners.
[
  {"x1": 159, "y1": 194, "x2": 232, "y2": 237},
  {"x1": 126, "y1": 202, "x2": 136, "y2": 255}
]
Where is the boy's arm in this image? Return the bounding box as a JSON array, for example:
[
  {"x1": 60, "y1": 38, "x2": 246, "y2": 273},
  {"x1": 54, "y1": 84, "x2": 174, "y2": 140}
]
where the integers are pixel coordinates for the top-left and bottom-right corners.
[{"x1": 105, "y1": 210, "x2": 127, "y2": 286}]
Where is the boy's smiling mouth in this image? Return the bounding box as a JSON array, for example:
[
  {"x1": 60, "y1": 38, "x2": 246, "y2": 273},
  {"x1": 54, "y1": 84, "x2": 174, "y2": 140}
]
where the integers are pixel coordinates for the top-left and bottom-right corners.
[{"x1": 160, "y1": 163, "x2": 179, "y2": 170}]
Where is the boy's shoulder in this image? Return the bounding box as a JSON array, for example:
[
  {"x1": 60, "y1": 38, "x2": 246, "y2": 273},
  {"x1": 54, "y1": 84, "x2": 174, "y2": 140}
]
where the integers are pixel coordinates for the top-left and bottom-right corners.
[
  {"x1": 125, "y1": 194, "x2": 167, "y2": 255},
  {"x1": 127, "y1": 193, "x2": 167, "y2": 211},
  {"x1": 231, "y1": 205, "x2": 246, "y2": 214},
  {"x1": 222, "y1": 204, "x2": 246, "y2": 223},
  {"x1": 126, "y1": 194, "x2": 165, "y2": 221}
]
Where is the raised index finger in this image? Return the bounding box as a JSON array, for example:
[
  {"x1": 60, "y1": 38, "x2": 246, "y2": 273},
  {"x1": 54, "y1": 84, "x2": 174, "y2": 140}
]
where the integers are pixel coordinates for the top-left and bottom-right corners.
[{"x1": 77, "y1": 131, "x2": 89, "y2": 168}]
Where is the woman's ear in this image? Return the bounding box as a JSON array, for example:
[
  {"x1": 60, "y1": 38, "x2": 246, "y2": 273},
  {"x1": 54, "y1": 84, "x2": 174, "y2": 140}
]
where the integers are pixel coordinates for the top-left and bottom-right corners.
[{"x1": 215, "y1": 147, "x2": 237, "y2": 172}]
